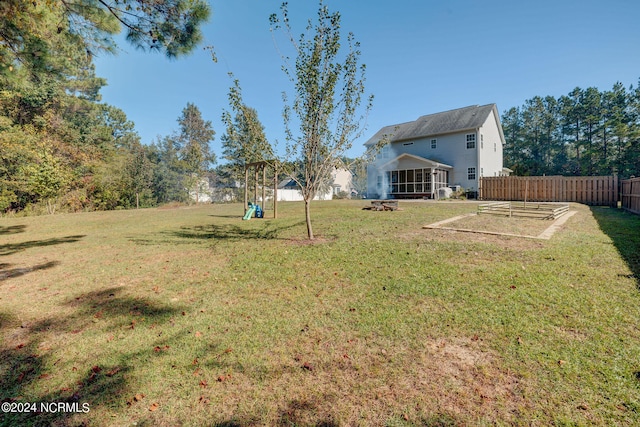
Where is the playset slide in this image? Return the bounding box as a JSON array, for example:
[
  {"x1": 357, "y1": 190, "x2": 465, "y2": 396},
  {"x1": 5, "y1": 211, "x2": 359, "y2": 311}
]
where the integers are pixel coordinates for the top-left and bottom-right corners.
[{"x1": 242, "y1": 204, "x2": 257, "y2": 220}]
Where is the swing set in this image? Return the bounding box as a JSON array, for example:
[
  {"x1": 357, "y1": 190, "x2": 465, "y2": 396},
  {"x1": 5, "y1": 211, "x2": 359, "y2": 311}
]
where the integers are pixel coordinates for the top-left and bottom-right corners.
[{"x1": 243, "y1": 161, "x2": 278, "y2": 220}]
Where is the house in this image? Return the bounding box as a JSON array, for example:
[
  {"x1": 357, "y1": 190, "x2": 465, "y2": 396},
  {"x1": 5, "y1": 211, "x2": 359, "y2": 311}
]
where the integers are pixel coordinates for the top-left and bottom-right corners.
[
  {"x1": 364, "y1": 104, "x2": 510, "y2": 199},
  {"x1": 277, "y1": 167, "x2": 355, "y2": 201},
  {"x1": 189, "y1": 176, "x2": 214, "y2": 203}
]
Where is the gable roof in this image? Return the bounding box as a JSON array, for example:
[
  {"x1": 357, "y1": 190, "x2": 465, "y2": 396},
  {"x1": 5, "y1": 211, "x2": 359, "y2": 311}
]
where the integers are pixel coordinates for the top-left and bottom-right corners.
[
  {"x1": 378, "y1": 153, "x2": 453, "y2": 170},
  {"x1": 364, "y1": 104, "x2": 502, "y2": 146}
]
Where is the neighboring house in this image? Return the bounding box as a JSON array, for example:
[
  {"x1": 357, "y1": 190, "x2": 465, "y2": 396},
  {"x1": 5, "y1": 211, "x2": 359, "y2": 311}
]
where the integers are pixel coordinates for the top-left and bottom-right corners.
[
  {"x1": 365, "y1": 104, "x2": 510, "y2": 199},
  {"x1": 331, "y1": 167, "x2": 354, "y2": 197},
  {"x1": 277, "y1": 167, "x2": 355, "y2": 201},
  {"x1": 189, "y1": 176, "x2": 214, "y2": 203}
]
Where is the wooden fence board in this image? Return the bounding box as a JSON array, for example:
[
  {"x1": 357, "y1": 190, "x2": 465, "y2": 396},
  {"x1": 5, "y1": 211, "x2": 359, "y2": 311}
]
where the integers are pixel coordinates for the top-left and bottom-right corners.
[
  {"x1": 621, "y1": 177, "x2": 640, "y2": 215},
  {"x1": 479, "y1": 175, "x2": 618, "y2": 206}
]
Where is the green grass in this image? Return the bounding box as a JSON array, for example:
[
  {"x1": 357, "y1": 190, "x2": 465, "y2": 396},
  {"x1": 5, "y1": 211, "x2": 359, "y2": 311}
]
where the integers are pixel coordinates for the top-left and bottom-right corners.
[{"x1": 1, "y1": 200, "x2": 640, "y2": 426}]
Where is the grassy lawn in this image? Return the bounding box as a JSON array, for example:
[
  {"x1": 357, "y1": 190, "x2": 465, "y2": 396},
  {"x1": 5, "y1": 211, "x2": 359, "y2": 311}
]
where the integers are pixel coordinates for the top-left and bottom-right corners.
[{"x1": 1, "y1": 200, "x2": 640, "y2": 426}]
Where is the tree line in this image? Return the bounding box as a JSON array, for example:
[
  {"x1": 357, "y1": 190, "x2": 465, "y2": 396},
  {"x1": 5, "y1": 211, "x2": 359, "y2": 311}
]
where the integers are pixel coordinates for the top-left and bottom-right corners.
[
  {"x1": 0, "y1": 0, "x2": 214, "y2": 214},
  {"x1": 502, "y1": 82, "x2": 640, "y2": 178}
]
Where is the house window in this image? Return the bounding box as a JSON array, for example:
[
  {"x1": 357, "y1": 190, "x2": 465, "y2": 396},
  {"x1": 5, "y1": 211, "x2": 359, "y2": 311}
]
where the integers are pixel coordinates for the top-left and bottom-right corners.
[
  {"x1": 431, "y1": 139, "x2": 437, "y2": 149},
  {"x1": 382, "y1": 145, "x2": 391, "y2": 159},
  {"x1": 480, "y1": 134, "x2": 484, "y2": 149},
  {"x1": 468, "y1": 167, "x2": 476, "y2": 180},
  {"x1": 466, "y1": 134, "x2": 476, "y2": 149},
  {"x1": 494, "y1": 142, "x2": 497, "y2": 152},
  {"x1": 403, "y1": 142, "x2": 414, "y2": 146},
  {"x1": 480, "y1": 168, "x2": 484, "y2": 177}
]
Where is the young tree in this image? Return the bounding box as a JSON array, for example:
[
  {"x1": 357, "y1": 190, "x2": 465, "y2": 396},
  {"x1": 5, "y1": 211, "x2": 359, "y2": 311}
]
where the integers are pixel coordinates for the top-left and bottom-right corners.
[
  {"x1": 270, "y1": 1, "x2": 372, "y2": 239},
  {"x1": 177, "y1": 103, "x2": 215, "y2": 203}
]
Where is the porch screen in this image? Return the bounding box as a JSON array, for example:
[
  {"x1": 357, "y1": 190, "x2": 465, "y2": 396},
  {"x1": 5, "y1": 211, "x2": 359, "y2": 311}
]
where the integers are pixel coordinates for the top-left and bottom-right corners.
[{"x1": 384, "y1": 168, "x2": 448, "y2": 195}]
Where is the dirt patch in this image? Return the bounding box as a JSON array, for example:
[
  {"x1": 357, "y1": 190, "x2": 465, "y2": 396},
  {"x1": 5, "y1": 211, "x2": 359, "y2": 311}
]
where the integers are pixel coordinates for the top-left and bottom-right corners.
[
  {"x1": 423, "y1": 211, "x2": 577, "y2": 241},
  {"x1": 451, "y1": 214, "x2": 553, "y2": 236},
  {"x1": 406, "y1": 227, "x2": 546, "y2": 251},
  {"x1": 202, "y1": 337, "x2": 527, "y2": 425}
]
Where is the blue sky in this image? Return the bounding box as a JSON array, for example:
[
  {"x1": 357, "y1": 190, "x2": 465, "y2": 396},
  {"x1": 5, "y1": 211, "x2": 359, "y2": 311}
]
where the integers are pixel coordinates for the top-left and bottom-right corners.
[{"x1": 94, "y1": 0, "x2": 640, "y2": 160}]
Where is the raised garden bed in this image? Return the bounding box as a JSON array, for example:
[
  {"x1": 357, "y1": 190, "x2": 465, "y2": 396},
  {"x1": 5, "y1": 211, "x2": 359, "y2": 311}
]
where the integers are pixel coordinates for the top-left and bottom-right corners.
[{"x1": 478, "y1": 201, "x2": 569, "y2": 220}]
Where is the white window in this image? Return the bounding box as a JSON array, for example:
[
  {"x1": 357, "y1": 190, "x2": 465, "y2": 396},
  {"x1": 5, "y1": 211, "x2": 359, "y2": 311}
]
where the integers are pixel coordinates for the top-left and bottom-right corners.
[
  {"x1": 480, "y1": 134, "x2": 484, "y2": 149},
  {"x1": 494, "y1": 142, "x2": 497, "y2": 152},
  {"x1": 468, "y1": 167, "x2": 476, "y2": 180},
  {"x1": 480, "y1": 167, "x2": 484, "y2": 177},
  {"x1": 431, "y1": 139, "x2": 437, "y2": 149},
  {"x1": 466, "y1": 134, "x2": 476, "y2": 149}
]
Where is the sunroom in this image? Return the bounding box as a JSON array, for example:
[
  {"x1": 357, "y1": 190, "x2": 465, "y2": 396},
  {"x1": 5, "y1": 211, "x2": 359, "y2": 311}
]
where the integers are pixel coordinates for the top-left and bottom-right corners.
[{"x1": 375, "y1": 153, "x2": 453, "y2": 199}]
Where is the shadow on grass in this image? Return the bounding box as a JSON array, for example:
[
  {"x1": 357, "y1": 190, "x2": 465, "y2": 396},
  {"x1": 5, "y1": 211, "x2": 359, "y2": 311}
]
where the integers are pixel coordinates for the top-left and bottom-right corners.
[
  {"x1": 0, "y1": 235, "x2": 85, "y2": 256},
  {"x1": 131, "y1": 221, "x2": 305, "y2": 246},
  {"x1": 0, "y1": 225, "x2": 26, "y2": 235},
  {"x1": 0, "y1": 260, "x2": 60, "y2": 282},
  {"x1": 0, "y1": 287, "x2": 184, "y2": 426},
  {"x1": 590, "y1": 206, "x2": 640, "y2": 288},
  {"x1": 171, "y1": 222, "x2": 302, "y2": 241}
]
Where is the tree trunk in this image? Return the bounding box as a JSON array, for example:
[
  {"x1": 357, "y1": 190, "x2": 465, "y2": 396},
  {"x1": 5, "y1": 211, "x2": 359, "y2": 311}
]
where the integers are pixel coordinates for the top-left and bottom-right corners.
[
  {"x1": 136, "y1": 192, "x2": 140, "y2": 209},
  {"x1": 304, "y1": 198, "x2": 314, "y2": 240}
]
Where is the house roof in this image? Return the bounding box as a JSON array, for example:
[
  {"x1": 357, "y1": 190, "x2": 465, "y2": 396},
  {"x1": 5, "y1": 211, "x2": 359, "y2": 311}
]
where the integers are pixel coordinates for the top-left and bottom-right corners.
[
  {"x1": 364, "y1": 104, "x2": 502, "y2": 146},
  {"x1": 378, "y1": 153, "x2": 453, "y2": 170}
]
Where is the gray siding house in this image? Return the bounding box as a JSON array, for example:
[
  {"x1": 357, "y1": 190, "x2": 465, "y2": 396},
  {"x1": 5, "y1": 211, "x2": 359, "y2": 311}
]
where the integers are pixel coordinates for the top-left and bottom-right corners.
[{"x1": 365, "y1": 104, "x2": 509, "y2": 199}]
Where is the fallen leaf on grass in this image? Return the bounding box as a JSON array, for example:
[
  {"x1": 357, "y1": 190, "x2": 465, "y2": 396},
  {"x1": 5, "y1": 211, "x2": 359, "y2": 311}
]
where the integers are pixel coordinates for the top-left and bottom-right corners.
[
  {"x1": 217, "y1": 374, "x2": 231, "y2": 382},
  {"x1": 149, "y1": 402, "x2": 159, "y2": 411},
  {"x1": 194, "y1": 331, "x2": 202, "y2": 338},
  {"x1": 106, "y1": 367, "x2": 121, "y2": 377},
  {"x1": 199, "y1": 380, "x2": 207, "y2": 388},
  {"x1": 91, "y1": 365, "x2": 101, "y2": 373},
  {"x1": 199, "y1": 395, "x2": 210, "y2": 404},
  {"x1": 302, "y1": 362, "x2": 313, "y2": 371},
  {"x1": 558, "y1": 360, "x2": 567, "y2": 366}
]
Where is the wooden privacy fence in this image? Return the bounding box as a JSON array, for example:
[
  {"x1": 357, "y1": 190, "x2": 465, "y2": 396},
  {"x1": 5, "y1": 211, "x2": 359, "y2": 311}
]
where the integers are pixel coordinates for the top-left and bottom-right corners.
[
  {"x1": 621, "y1": 177, "x2": 640, "y2": 214},
  {"x1": 479, "y1": 175, "x2": 618, "y2": 206}
]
